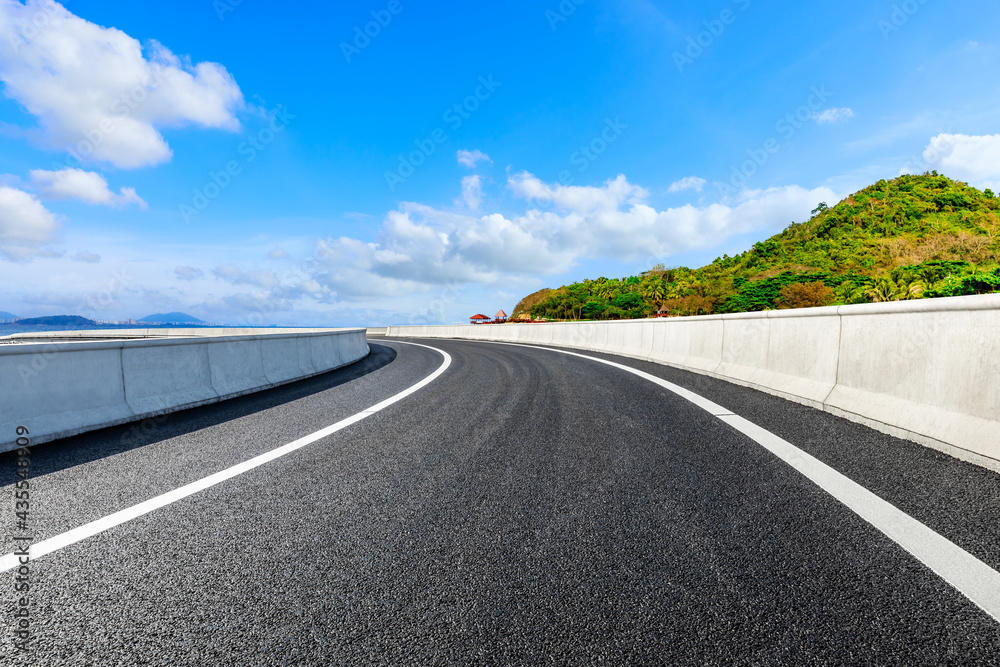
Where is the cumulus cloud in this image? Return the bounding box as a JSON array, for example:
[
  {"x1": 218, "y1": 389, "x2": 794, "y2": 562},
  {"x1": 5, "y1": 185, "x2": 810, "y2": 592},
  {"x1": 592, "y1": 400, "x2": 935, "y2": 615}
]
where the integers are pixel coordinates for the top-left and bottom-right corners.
[
  {"x1": 456, "y1": 149, "x2": 491, "y2": 168},
  {"x1": 72, "y1": 250, "x2": 100, "y2": 263},
  {"x1": 668, "y1": 176, "x2": 706, "y2": 193},
  {"x1": 460, "y1": 175, "x2": 483, "y2": 210},
  {"x1": 921, "y1": 133, "x2": 1000, "y2": 189},
  {"x1": 508, "y1": 172, "x2": 648, "y2": 213},
  {"x1": 812, "y1": 108, "x2": 855, "y2": 124},
  {"x1": 51, "y1": 174, "x2": 834, "y2": 320},
  {"x1": 296, "y1": 173, "x2": 836, "y2": 302},
  {"x1": 30, "y1": 168, "x2": 146, "y2": 207},
  {"x1": 175, "y1": 265, "x2": 204, "y2": 281},
  {"x1": 0, "y1": 185, "x2": 60, "y2": 259},
  {"x1": 0, "y1": 0, "x2": 244, "y2": 169}
]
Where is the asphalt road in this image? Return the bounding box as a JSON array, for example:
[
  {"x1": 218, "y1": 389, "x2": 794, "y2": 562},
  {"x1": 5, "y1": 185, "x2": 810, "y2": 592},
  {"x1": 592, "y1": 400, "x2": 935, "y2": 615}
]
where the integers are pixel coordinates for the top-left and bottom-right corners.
[{"x1": 2, "y1": 337, "x2": 1000, "y2": 665}]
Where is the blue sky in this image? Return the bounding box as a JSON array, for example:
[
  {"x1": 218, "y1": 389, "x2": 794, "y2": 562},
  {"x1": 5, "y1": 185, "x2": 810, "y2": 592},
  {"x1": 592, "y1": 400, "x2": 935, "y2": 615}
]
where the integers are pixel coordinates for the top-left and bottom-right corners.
[{"x1": 1, "y1": 0, "x2": 999, "y2": 325}]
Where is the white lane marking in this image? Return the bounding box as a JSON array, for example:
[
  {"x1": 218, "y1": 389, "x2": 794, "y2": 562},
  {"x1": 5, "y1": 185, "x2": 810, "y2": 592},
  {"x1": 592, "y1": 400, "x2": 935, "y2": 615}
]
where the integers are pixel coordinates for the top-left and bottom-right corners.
[
  {"x1": 468, "y1": 339, "x2": 1000, "y2": 623},
  {"x1": 0, "y1": 341, "x2": 450, "y2": 573}
]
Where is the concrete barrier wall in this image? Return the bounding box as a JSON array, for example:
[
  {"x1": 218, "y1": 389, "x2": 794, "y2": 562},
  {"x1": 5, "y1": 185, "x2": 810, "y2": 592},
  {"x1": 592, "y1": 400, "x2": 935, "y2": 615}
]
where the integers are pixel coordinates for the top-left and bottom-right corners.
[
  {"x1": 0, "y1": 328, "x2": 369, "y2": 452},
  {"x1": 386, "y1": 294, "x2": 1000, "y2": 471},
  {"x1": 825, "y1": 299, "x2": 1000, "y2": 465}
]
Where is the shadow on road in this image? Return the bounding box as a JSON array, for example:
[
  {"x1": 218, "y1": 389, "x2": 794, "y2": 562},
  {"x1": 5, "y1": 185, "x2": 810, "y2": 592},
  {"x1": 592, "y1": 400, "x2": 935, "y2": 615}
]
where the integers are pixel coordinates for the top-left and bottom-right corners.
[{"x1": 0, "y1": 342, "x2": 398, "y2": 480}]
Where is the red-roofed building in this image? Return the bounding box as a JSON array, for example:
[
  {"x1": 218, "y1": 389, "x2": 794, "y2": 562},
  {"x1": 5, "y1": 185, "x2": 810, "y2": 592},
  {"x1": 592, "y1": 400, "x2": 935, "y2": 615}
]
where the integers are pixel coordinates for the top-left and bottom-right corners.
[
  {"x1": 494, "y1": 310, "x2": 508, "y2": 323},
  {"x1": 470, "y1": 314, "x2": 490, "y2": 324}
]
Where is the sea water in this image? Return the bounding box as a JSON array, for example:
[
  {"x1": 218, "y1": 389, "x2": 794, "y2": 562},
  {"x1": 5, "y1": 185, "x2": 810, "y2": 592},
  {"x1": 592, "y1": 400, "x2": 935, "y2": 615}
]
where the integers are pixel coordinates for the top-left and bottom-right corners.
[{"x1": 0, "y1": 324, "x2": 224, "y2": 338}]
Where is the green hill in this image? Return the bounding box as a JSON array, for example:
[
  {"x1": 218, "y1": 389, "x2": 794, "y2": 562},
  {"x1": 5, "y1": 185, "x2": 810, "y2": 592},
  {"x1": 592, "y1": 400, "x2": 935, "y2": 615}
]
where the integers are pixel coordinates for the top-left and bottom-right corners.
[{"x1": 515, "y1": 173, "x2": 1000, "y2": 320}]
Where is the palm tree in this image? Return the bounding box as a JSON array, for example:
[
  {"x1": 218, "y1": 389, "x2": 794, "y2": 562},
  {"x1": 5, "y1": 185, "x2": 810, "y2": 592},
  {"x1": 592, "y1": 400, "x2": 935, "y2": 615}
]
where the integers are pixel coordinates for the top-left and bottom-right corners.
[
  {"x1": 597, "y1": 282, "x2": 618, "y2": 301},
  {"x1": 640, "y1": 279, "x2": 667, "y2": 305},
  {"x1": 903, "y1": 280, "x2": 925, "y2": 300},
  {"x1": 865, "y1": 278, "x2": 899, "y2": 303}
]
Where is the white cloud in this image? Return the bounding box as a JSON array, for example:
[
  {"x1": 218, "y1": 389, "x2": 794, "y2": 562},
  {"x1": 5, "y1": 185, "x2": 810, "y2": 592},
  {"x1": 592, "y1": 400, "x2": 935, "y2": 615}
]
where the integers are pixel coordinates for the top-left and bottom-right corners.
[
  {"x1": 456, "y1": 149, "x2": 491, "y2": 168},
  {"x1": 812, "y1": 108, "x2": 855, "y2": 125},
  {"x1": 175, "y1": 266, "x2": 204, "y2": 281},
  {"x1": 508, "y1": 171, "x2": 648, "y2": 213},
  {"x1": 0, "y1": 185, "x2": 60, "y2": 259},
  {"x1": 268, "y1": 247, "x2": 287, "y2": 259},
  {"x1": 0, "y1": 0, "x2": 244, "y2": 169},
  {"x1": 921, "y1": 133, "x2": 1000, "y2": 189},
  {"x1": 460, "y1": 175, "x2": 483, "y2": 210},
  {"x1": 0, "y1": 172, "x2": 838, "y2": 323},
  {"x1": 668, "y1": 176, "x2": 706, "y2": 193},
  {"x1": 30, "y1": 168, "x2": 146, "y2": 207},
  {"x1": 72, "y1": 250, "x2": 100, "y2": 263},
  {"x1": 297, "y1": 173, "x2": 836, "y2": 302}
]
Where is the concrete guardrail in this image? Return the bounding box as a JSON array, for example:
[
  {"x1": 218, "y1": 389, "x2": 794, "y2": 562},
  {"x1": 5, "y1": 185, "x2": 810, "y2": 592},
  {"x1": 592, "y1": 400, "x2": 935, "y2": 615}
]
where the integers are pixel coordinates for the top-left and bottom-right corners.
[
  {"x1": 385, "y1": 295, "x2": 1000, "y2": 472},
  {"x1": 0, "y1": 328, "x2": 370, "y2": 452}
]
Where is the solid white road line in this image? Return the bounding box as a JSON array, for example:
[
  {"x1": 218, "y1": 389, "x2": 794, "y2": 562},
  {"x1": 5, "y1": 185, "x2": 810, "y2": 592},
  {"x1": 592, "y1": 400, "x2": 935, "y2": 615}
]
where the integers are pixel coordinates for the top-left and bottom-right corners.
[
  {"x1": 0, "y1": 341, "x2": 451, "y2": 573},
  {"x1": 477, "y1": 340, "x2": 1000, "y2": 623}
]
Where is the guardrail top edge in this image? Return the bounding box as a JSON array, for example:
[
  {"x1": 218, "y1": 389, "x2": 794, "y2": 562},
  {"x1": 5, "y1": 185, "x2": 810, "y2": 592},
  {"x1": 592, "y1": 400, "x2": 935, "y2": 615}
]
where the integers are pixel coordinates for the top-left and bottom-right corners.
[{"x1": 0, "y1": 329, "x2": 368, "y2": 355}]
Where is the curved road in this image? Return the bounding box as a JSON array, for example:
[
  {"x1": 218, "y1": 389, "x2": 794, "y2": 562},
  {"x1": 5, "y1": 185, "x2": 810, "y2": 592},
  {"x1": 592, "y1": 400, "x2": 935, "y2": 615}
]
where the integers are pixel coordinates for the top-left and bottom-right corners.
[{"x1": 3, "y1": 337, "x2": 1000, "y2": 665}]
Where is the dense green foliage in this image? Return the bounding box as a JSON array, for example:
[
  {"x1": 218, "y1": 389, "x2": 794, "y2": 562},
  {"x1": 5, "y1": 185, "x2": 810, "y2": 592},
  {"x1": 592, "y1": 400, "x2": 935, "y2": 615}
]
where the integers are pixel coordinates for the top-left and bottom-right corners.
[{"x1": 516, "y1": 174, "x2": 1000, "y2": 320}]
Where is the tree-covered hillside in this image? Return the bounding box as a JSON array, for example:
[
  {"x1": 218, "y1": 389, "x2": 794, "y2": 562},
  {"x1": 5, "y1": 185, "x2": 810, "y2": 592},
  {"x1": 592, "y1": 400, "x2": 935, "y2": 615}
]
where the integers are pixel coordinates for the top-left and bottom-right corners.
[{"x1": 514, "y1": 174, "x2": 1000, "y2": 320}]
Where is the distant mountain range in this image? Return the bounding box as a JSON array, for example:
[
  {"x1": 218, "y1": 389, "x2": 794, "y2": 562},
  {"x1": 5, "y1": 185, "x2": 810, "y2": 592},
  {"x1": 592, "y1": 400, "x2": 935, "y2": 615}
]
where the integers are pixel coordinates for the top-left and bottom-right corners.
[
  {"x1": 0, "y1": 311, "x2": 209, "y2": 325},
  {"x1": 14, "y1": 315, "x2": 97, "y2": 326},
  {"x1": 138, "y1": 312, "x2": 206, "y2": 324}
]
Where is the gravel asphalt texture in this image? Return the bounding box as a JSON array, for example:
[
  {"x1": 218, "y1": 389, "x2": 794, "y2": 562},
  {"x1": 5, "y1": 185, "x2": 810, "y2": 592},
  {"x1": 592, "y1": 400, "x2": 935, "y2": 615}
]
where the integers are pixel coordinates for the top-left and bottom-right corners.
[{"x1": 2, "y1": 337, "x2": 999, "y2": 665}]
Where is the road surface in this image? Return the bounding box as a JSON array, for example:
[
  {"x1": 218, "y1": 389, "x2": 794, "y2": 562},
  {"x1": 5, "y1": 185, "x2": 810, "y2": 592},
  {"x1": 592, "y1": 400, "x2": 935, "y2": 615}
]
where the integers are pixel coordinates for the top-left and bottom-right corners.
[{"x1": 2, "y1": 338, "x2": 1000, "y2": 665}]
